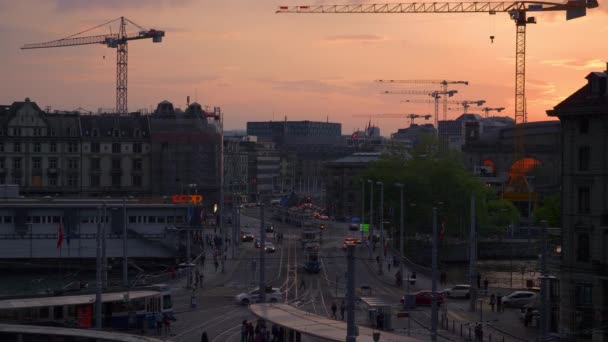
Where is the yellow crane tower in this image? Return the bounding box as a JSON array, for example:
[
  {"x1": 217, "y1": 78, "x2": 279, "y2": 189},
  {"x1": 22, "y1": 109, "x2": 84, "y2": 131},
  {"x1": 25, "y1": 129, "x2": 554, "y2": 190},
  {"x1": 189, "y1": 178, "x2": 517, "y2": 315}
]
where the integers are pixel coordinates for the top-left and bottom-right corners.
[
  {"x1": 277, "y1": 0, "x2": 598, "y2": 197},
  {"x1": 377, "y1": 79, "x2": 469, "y2": 120}
]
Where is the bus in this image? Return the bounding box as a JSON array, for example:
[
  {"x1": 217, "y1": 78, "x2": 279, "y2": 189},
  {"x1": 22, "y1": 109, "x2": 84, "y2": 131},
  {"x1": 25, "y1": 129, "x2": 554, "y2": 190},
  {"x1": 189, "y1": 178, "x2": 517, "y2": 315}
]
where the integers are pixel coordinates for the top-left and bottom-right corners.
[{"x1": 0, "y1": 284, "x2": 172, "y2": 330}]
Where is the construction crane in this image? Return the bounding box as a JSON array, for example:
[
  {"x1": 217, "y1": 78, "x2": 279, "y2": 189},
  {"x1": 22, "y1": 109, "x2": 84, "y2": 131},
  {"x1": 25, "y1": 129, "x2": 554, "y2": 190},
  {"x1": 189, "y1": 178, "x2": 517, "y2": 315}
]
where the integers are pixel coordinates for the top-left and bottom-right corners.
[
  {"x1": 277, "y1": 0, "x2": 597, "y2": 196},
  {"x1": 481, "y1": 107, "x2": 506, "y2": 118},
  {"x1": 402, "y1": 98, "x2": 485, "y2": 114},
  {"x1": 377, "y1": 79, "x2": 469, "y2": 120},
  {"x1": 353, "y1": 113, "x2": 432, "y2": 126},
  {"x1": 22, "y1": 17, "x2": 165, "y2": 115},
  {"x1": 383, "y1": 90, "x2": 459, "y2": 128}
]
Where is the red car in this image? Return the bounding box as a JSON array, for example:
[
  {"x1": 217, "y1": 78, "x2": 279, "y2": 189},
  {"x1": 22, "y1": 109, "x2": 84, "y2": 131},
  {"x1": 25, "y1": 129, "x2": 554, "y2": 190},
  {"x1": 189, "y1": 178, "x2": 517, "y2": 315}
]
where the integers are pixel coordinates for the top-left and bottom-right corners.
[{"x1": 411, "y1": 291, "x2": 446, "y2": 306}]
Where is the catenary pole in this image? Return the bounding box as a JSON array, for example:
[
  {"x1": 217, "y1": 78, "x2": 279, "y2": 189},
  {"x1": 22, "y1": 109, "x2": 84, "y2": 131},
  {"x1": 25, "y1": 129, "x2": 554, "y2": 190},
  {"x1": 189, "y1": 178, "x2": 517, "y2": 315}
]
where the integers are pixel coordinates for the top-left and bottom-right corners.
[
  {"x1": 95, "y1": 206, "x2": 102, "y2": 329},
  {"x1": 346, "y1": 244, "x2": 356, "y2": 342},
  {"x1": 377, "y1": 181, "x2": 384, "y2": 276},
  {"x1": 397, "y1": 183, "x2": 405, "y2": 292},
  {"x1": 122, "y1": 197, "x2": 128, "y2": 287},
  {"x1": 102, "y1": 202, "x2": 107, "y2": 289},
  {"x1": 469, "y1": 193, "x2": 477, "y2": 312},
  {"x1": 431, "y1": 207, "x2": 438, "y2": 341},
  {"x1": 259, "y1": 204, "x2": 266, "y2": 303}
]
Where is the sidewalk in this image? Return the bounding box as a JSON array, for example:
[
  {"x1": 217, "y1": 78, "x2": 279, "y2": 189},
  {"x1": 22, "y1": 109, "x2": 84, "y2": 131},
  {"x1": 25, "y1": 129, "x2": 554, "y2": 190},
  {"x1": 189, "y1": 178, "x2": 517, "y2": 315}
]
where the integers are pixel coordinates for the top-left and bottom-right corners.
[{"x1": 357, "y1": 247, "x2": 538, "y2": 342}]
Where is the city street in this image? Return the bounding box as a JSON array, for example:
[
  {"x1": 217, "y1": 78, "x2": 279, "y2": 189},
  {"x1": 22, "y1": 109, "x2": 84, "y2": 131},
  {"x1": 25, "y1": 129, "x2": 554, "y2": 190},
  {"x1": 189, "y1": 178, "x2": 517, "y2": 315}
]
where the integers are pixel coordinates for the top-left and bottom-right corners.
[{"x1": 160, "y1": 208, "x2": 537, "y2": 342}]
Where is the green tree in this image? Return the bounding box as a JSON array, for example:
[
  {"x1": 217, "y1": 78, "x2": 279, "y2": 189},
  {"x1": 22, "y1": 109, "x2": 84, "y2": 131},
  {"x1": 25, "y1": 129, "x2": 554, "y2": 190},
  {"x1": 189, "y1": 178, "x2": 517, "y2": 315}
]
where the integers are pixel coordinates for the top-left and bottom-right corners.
[
  {"x1": 485, "y1": 199, "x2": 520, "y2": 236},
  {"x1": 533, "y1": 194, "x2": 560, "y2": 227}
]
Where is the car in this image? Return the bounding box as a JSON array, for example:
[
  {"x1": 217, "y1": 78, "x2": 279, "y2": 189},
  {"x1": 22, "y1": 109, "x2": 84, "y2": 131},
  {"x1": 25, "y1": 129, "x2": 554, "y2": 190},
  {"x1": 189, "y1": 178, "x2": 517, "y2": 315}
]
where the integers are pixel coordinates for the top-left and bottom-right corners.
[
  {"x1": 502, "y1": 291, "x2": 537, "y2": 308},
  {"x1": 408, "y1": 291, "x2": 445, "y2": 306},
  {"x1": 445, "y1": 284, "x2": 470, "y2": 299},
  {"x1": 241, "y1": 231, "x2": 254, "y2": 242},
  {"x1": 235, "y1": 286, "x2": 282, "y2": 305},
  {"x1": 348, "y1": 223, "x2": 359, "y2": 231},
  {"x1": 319, "y1": 223, "x2": 326, "y2": 230},
  {"x1": 264, "y1": 242, "x2": 276, "y2": 253},
  {"x1": 265, "y1": 224, "x2": 274, "y2": 233},
  {"x1": 342, "y1": 237, "x2": 357, "y2": 249}
]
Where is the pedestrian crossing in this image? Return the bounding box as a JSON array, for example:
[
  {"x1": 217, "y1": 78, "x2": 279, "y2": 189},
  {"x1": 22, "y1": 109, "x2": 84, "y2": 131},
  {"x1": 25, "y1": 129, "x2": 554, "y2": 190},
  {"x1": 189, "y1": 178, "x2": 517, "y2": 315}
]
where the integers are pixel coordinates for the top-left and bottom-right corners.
[{"x1": 197, "y1": 287, "x2": 240, "y2": 298}]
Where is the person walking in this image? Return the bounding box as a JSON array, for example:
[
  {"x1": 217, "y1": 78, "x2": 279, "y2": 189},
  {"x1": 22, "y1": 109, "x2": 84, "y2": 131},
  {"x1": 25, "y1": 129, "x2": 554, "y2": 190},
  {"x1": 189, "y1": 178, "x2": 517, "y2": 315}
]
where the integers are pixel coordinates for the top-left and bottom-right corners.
[
  {"x1": 241, "y1": 320, "x2": 248, "y2": 342},
  {"x1": 331, "y1": 302, "x2": 337, "y2": 319},
  {"x1": 474, "y1": 323, "x2": 483, "y2": 342},
  {"x1": 340, "y1": 300, "x2": 346, "y2": 320},
  {"x1": 376, "y1": 255, "x2": 380, "y2": 266},
  {"x1": 199, "y1": 270, "x2": 204, "y2": 288},
  {"x1": 387, "y1": 259, "x2": 391, "y2": 272},
  {"x1": 483, "y1": 279, "x2": 489, "y2": 295},
  {"x1": 489, "y1": 294, "x2": 496, "y2": 312},
  {"x1": 155, "y1": 312, "x2": 163, "y2": 336},
  {"x1": 214, "y1": 259, "x2": 219, "y2": 273},
  {"x1": 201, "y1": 331, "x2": 209, "y2": 342},
  {"x1": 477, "y1": 273, "x2": 481, "y2": 289},
  {"x1": 247, "y1": 322, "x2": 254, "y2": 342},
  {"x1": 496, "y1": 293, "x2": 502, "y2": 312},
  {"x1": 162, "y1": 313, "x2": 171, "y2": 335}
]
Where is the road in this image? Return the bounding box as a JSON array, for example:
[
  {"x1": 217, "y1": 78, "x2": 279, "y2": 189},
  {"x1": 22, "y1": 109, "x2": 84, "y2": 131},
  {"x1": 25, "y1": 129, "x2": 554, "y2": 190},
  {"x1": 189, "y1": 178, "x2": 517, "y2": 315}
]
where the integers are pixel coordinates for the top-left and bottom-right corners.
[{"x1": 161, "y1": 208, "x2": 533, "y2": 342}]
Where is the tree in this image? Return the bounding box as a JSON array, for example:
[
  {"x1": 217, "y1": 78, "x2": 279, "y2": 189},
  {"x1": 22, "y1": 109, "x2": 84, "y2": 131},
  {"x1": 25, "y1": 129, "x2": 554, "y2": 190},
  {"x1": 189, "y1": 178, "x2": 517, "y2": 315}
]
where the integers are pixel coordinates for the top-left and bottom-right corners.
[
  {"x1": 485, "y1": 199, "x2": 520, "y2": 236},
  {"x1": 533, "y1": 194, "x2": 560, "y2": 227}
]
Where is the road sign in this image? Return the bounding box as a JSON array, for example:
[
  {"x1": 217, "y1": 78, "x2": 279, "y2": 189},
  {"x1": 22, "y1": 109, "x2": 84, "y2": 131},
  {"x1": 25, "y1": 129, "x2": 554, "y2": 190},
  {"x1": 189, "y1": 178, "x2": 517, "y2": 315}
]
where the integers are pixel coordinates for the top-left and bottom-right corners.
[{"x1": 360, "y1": 223, "x2": 370, "y2": 232}]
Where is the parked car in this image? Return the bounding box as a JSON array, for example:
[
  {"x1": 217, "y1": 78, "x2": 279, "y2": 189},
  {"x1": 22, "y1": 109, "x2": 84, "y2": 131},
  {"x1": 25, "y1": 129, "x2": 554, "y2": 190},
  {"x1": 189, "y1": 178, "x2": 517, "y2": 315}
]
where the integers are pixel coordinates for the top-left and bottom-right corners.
[
  {"x1": 502, "y1": 291, "x2": 537, "y2": 308},
  {"x1": 241, "y1": 231, "x2": 255, "y2": 242},
  {"x1": 235, "y1": 286, "x2": 282, "y2": 305},
  {"x1": 264, "y1": 242, "x2": 276, "y2": 253},
  {"x1": 342, "y1": 237, "x2": 357, "y2": 249},
  {"x1": 348, "y1": 224, "x2": 359, "y2": 231},
  {"x1": 444, "y1": 284, "x2": 471, "y2": 299},
  {"x1": 408, "y1": 290, "x2": 445, "y2": 306}
]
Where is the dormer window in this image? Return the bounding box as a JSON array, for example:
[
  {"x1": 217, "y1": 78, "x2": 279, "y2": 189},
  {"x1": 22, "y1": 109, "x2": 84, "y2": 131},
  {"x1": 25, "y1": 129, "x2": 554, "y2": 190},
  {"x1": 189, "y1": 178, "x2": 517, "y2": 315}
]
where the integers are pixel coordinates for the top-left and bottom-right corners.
[
  {"x1": 113, "y1": 129, "x2": 119, "y2": 137},
  {"x1": 92, "y1": 129, "x2": 99, "y2": 137},
  {"x1": 134, "y1": 129, "x2": 141, "y2": 138}
]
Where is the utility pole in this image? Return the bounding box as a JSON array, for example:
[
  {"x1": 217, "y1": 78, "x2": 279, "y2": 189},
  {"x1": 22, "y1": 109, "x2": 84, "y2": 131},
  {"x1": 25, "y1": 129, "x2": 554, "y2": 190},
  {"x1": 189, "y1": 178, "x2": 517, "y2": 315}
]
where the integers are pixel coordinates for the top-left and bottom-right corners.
[
  {"x1": 396, "y1": 183, "x2": 405, "y2": 291},
  {"x1": 259, "y1": 204, "x2": 266, "y2": 303},
  {"x1": 540, "y1": 219, "x2": 549, "y2": 338},
  {"x1": 102, "y1": 202, "x2": 107, "y2": 289},
  {"x1": 368, "y1": 180, "x2": 374, "y2": 245},
  {"x1": 122, "y1": 197, "x2": 128, "y2": 287},
  {"x1": 469, "y1": 193, "x2": 478, "y2": 312},
  {"x1": 377, "y1": 181, "x2": 384, "y2": 276},
  {"x1": 95, "y1": 206, "x2": 102, "y2": 329},
  {"x1": 346, "y1": 244, "x2": 356, "y2": 342},
  {"x1": 431, "y1": 207, "x2": 438, "y2": 342}
]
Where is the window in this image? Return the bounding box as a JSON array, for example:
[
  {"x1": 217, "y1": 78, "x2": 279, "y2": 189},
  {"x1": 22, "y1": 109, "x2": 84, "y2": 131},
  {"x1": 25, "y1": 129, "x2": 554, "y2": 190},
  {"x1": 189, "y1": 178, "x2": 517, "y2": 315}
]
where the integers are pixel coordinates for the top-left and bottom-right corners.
[
  {"x1": 33, "y1": 216, "x2": 41, "y2": 223},
  {"x1": 67, "y1": 175, "x2": 78, "y2": 187},
  {"x1": 91, "y1": 142, "x2": 100, "y2": 153},
  {"x1": 53, "y1": 306, "x2": 63, "y2": 320},
  {"x1": 579, "y1": 146, "x2": 590, "y2": 171},
  {"x1": 4, "y1": 216, "x2": 11, "y2": 224},
  {"x1": 33, "y1": 142, "x2": 41, "y2": 153},
  {"x1": 32, "y1": 158, "x2": 41, "y2": 170},
  {"x1": 68, "y1": 159, "x2": 79, "y2": 169},
  {"x1": 48, "y1": 158, "x2": 57, "y2": 169},
  {"x1": 112, "y1": 143, "x2": 121, "y2": 153},
  {"x1": 575, "y1": 284, "x2": 592, "y2": 306},
  {"x1": 132, "y1": 174, "x2": 142, "y2": 187},
  {"x1": 579, "y1": 118, "x2": 589, "y2": 134},
  {"x1": 133, "y1": 159, "x2": 142, "y2": 170},
  {"x1": 33, "y1": 128, "x2": 42, "y2": 136},
  {"x1": 0, "y1": 143, "x2": 3, "y2": 152},
  {"x1": 13, "y1": 158, "x2": 21, "y2": 169},
  {"x1": 92, "y1": 129, "x2": 99, "y2": 137},
  {"x1": 113, "y1": 129, "x2": 120, "y2": 137},
  {"x1": 90, "y1": 175, "x2": 100, "y2": 187},
  {"x1": 578, "y1": 187, "x2": 591, "y2": 214},
  {"x1": 129, "y1": 216, "x2": 136, "y2": 223},
  {"x1": 577, "y1": 234, "x2": 590, "y2": 262},
  {"x1": 14, "y1": 143, "x2": 20, "y2": 153},
  {"x1": 112, "y1": 158, "x2": 121, "y2": 169},
  {"x1": 68, "y1": 142, "x2": 78, "y2": 153},
  {"x1": 49, "y1": 176, "x2": 57, "y2": 186},
  {"x1": 90, "y1": 158, "x2": 100, "y2": 170},
  {"x1": 0, "y1": 159, "x2": 4, "y2": 169},
  {"x1": 50, "y1": 143, "x2": 57, "y2": 153},
  {"x1": 112, "y1": 174, "x2": 121, "y2": 186},
  {"x1": 133, "y1": 143, "x2": 142, "y2": 153},
  {"x1": 12, "y1": 127, "x2": 21, "y2": 136}
]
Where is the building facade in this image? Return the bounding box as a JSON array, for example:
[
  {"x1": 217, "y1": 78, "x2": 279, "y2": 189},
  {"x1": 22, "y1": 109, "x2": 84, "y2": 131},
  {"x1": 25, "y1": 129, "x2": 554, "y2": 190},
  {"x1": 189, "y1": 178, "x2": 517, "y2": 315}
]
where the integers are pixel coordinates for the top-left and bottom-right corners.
[
  {"x1": 247, "y1": 120, "x2": 341, "y2": 146},
  {"x1": 547, "y1": 68, "x2": 608, "y2": 340}
]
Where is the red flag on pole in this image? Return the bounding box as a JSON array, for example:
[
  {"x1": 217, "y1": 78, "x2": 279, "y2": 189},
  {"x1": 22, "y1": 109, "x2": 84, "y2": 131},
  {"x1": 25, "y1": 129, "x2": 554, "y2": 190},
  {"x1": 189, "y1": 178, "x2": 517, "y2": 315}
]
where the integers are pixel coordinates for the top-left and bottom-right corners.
[{"x1": 56, "y1": 222, "x2": 64, "y2": 249}]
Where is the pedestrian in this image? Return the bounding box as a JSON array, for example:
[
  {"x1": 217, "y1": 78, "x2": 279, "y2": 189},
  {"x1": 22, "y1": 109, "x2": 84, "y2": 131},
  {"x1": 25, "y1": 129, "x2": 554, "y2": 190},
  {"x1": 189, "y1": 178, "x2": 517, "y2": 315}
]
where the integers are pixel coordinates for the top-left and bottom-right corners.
[
  {"x1": 271, "y1": 324, "x2": 279, "y2": 342},
  {"x1": 162, "y1": 313, "x2": 171, "y2": 335},
  {"x1": 201, "y1": 331, "x2": 209, "y2": 342},
  {"x1": 484, "y1": 278, "x2": 489, "y2": 295},
  {"x1": 199, "y1": 271, "x2": 204, "y2": 288},
  {"x1": 440, "y1": 271, "x2": 447, "y2": 285},
  {"x1": 155, "y1": 312, "x2": 163, "y2": 335},
  {"x1": 496, "y1": 293, "x2": 502, "y2": 312},
  {"x1": 474, "y1": 323, "x2": 483, "y2": 342},
  {"x1": 489, "y1": 294, "x2": 496, "y2": 312},
  {"x1": 201, "y1": 254, "x2": 206, "y2": 267},
  {"x1": 387, "y1": 259, "x2": 391, "y2": 271},
  {"x1": 214, "y1": 259, "x2": 219, "y2": 273},
  {"x1": 376, "y1": 255, "x2": 380, "y2": 265},
  {"x1": 477, "y1": 273, "x2": 481, "y2": 289},
  {"x1": 331, "y1": 301, "x2": 337, "y2": 319},
  {"x1": 241, "y1": 320, "x2": 248, "y2": 342},
  {"x1": 299, "y1": 278, "x2": 306, "y2": 290},
  {"x1": 376, "y1": 312, "x2": 384, "y2": 330},
  {"x1": 247, "y1": 322, "x2": 254, "y2": 342},
  {"x1": 340, "y1": 300, "x2": 346, "y2": 320}
]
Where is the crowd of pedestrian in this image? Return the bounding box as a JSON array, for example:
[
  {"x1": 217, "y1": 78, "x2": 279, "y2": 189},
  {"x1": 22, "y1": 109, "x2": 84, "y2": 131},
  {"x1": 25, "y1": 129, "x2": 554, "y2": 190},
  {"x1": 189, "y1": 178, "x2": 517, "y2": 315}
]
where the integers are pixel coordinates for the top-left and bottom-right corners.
[{"x1": 241, "y1": 319, "x2": 285, "y2": 342}]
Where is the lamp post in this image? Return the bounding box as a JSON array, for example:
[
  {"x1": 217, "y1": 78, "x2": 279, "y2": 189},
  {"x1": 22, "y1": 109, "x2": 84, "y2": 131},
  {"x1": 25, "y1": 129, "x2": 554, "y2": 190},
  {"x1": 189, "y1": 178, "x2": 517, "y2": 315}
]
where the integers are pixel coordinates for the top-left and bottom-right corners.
[
  {"x1": 395, "y1": 183, "x2": 405, "y2": 292},
  {"x1": 361, "y1": 179, "x2": 370, "y2": 259},
  {"x1": 376, "y1": 181, "x2": 384, "y2": 276}
]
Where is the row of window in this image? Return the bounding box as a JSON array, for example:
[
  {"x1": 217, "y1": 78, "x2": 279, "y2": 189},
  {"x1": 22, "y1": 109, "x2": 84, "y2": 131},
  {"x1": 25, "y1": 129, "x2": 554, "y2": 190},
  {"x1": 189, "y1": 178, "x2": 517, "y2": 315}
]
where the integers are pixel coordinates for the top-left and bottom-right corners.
[
  {"x1": 0, "y1": 215, "x2": 187, "y2": 225},
  {"x1": 0, "y1": 174, "x2": 143, "y2": 187},
  {"x1": 3, "y1": 126, "x2": 148, "y2": 138},
  {"x1": 0, "y1": 157, "x2": 143, "y2": 171},
  {"x1": 0, "y1": 142, "x2": 145, "y2": 154}
]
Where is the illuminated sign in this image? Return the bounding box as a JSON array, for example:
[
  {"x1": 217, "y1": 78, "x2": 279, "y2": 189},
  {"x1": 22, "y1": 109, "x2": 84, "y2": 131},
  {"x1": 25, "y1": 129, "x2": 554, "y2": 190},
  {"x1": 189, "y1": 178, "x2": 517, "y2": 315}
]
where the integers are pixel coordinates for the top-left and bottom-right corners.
[{"x1": 171, "y1": 194, "x2": 203, "y2": 204}]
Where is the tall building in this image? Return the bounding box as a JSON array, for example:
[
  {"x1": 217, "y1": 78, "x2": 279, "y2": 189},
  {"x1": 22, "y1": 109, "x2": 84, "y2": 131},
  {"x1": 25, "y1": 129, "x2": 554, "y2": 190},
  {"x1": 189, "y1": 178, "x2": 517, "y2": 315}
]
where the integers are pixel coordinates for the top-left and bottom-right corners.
[
  {"x1": 247, "y1": 120, "x2": 341, "y2": 146},
  {"x1": 0, "y1": 98, "x2": 223, "y2": 209},
  {"x1": 547, "y1": 66, "x2": 608, "y2": 340}
]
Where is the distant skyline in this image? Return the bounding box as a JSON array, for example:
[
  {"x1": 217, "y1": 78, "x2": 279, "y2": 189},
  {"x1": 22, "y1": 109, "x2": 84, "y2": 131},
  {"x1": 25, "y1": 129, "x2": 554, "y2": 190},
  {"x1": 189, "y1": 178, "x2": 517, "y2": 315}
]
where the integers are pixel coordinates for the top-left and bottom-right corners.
[{"x1": 1, "y1": 0, "x2": 607, "y2": 135}]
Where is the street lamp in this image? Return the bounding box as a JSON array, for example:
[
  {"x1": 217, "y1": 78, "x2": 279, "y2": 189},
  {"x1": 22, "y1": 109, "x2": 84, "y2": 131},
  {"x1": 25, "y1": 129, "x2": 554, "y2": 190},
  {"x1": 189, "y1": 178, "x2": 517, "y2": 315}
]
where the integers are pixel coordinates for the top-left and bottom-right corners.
[
  {"x1": 376, "y1": 181, "x2": 384, "y2": 276},
  {"x1": 395, "y1": 183, "x2": 405, "y2": 292}
]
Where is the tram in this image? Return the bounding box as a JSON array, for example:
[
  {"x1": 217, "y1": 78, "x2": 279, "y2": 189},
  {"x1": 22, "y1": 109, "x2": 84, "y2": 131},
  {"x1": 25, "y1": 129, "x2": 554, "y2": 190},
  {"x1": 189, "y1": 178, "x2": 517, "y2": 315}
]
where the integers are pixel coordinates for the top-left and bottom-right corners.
[
  {"x1": 0, "y1": 284, "x2": 172, "y2": 330},
  {"x1": 303, "y1": 243, "x2": 321, "y2": 273},
  {"x1": 300, "y1": 228, "x2": 321, "y2": 248}
]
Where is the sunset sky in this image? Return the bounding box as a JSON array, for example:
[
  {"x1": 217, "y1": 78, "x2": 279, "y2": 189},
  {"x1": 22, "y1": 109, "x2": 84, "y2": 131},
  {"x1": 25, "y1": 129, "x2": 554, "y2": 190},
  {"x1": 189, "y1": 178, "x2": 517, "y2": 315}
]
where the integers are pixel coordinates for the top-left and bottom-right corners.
[{"x1": 1, "y1": 0, "x2": 607, "y2": 135}]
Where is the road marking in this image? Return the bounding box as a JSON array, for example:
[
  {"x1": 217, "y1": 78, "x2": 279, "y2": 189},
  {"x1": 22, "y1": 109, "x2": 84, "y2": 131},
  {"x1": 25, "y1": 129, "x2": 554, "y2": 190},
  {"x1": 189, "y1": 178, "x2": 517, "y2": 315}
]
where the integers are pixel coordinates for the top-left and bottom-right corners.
[
  {"x1": 211, "y1": 323, "x2": 242, "y2": 342},
  {"x1": 171, "y1": 307, "x2": 243, "y2": 341}
]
